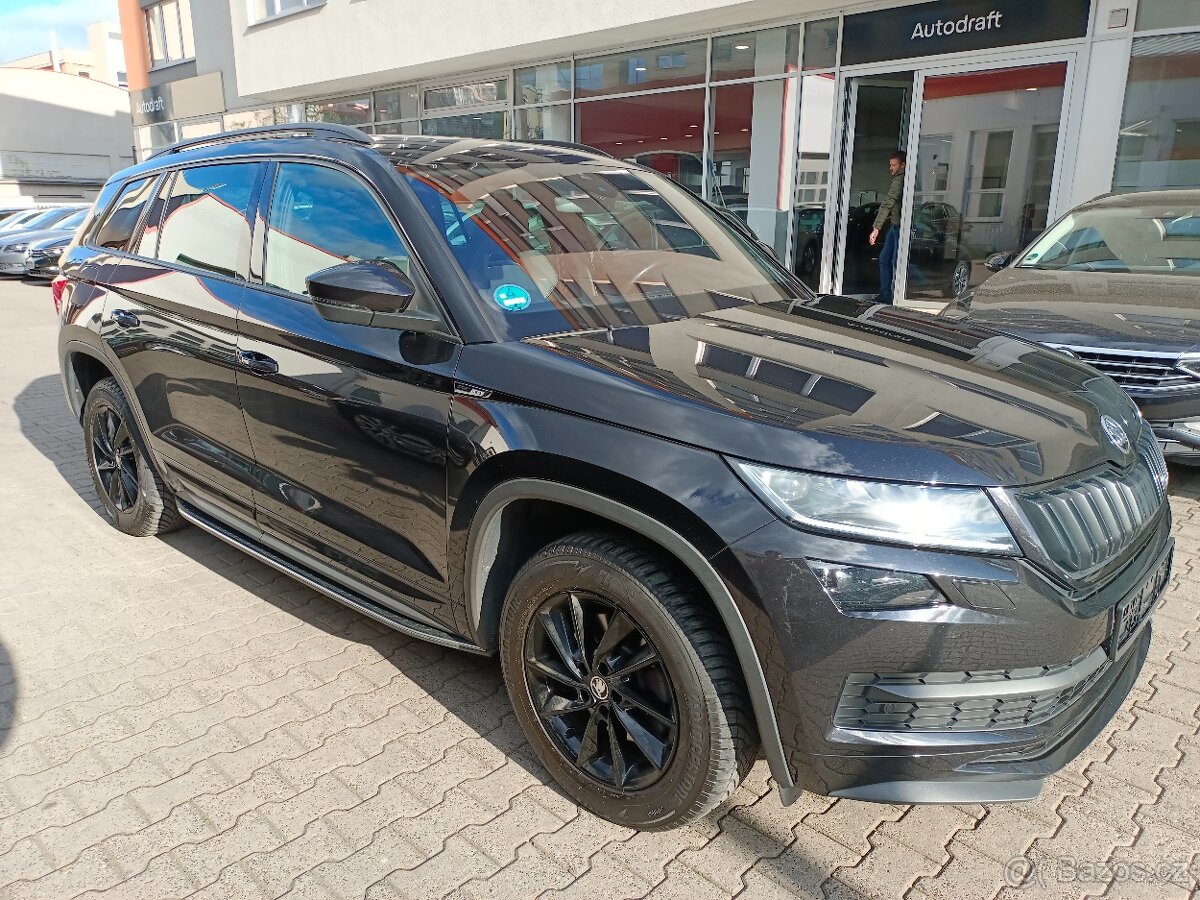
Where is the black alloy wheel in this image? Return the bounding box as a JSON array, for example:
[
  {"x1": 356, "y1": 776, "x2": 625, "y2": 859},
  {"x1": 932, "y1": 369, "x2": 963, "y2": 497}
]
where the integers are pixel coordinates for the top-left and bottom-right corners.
[
  {"x1": 500, "y1": 531, "x2": 758, "y2": 829},
  {"x1": 82, "y1": 377, "x2": 182, "y2": 537},
  {"x1": 92, "y1": 407, "x2": 140, "y2": 512},
  {"x1": 524, "y1": 590, "x2": 678, "y2": 792}
]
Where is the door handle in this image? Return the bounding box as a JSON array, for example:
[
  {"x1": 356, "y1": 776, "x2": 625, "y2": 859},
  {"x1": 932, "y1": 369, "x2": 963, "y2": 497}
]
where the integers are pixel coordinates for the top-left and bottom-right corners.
[
  {"x1": 110, "y1": 308, "x2": 140, "y2": 328},
  {"x1": 237, "y1": 349, "x2": 279, "y2": 376}
]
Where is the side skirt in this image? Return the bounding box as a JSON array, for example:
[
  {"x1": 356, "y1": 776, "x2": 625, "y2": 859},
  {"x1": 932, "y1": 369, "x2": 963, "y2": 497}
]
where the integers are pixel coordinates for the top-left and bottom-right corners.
[{"x1": 176, "y1": 497, "x2": 486, "y2": 655}]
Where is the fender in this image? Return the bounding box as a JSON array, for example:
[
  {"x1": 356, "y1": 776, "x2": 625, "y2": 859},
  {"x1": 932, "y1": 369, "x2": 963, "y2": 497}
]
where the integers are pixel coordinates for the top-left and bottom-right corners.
[
  {"x1": 465, "y1": 477, "x2": 800, "y2": 800},
  {"x1": 61, "y1": 336, "x2": 139, "y2": 426}
]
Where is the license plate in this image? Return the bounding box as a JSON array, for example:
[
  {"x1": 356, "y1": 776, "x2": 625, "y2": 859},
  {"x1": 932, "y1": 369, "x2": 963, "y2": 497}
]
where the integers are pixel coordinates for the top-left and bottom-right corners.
[{"x1": 1112, "y1": 552, "x2": 1171, "y2": 657}]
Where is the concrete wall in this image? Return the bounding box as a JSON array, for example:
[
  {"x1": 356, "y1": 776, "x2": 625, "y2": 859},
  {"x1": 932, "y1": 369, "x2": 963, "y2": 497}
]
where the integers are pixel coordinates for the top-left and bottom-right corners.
[
  {"x1": 229, "y1": 0, "x2": 837, "y2": 100},
  {"x1": 0, "y1": 68, "x2": 134, "y2": 204}
]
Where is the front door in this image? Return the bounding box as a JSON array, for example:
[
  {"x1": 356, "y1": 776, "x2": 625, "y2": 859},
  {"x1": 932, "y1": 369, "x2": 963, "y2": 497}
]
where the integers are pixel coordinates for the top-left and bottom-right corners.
[
  {"x1": 831, "y1": 57, "x2": 1072, "y2": 305},
  {"x1": 833, "y1": 72, "x2": 915, "y2": 300},
  {"x1": 102, "y1": 161, "x2": 266, "y2": 522},
  {"x1": 236, "y1": 161, "x2": 461, "y2": 630}
]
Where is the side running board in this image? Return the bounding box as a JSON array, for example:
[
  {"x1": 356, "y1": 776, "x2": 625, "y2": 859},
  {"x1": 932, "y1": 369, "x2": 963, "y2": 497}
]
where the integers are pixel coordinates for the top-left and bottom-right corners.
[{"x1": 176, "y1": 498, "x2": 486, "y2": 655}]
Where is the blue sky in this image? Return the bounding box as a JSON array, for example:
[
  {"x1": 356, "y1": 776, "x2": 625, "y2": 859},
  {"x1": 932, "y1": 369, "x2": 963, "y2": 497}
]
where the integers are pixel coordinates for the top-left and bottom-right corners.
[{"x1": 0, "y1": 0, "x2": 120, "y2": 64}]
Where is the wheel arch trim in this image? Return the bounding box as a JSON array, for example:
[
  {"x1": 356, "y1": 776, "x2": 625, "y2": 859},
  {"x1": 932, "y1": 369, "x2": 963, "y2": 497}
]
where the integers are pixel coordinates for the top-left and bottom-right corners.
[
  {"x1": 62, "y1": 339, "x2": 127, "y2": 421},
  {"x1": 465, "y1": 477, "x2": 797, "y2": 792}
]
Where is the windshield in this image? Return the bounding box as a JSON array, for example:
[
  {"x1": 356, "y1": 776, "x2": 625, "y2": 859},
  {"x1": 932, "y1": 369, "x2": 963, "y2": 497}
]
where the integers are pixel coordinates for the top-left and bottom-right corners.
[
  {"x1": 57, "y1": 208, "x2": 87, "y2": 230},
  {"x1": 397, "y1": 161, "x2": 802, "y2": 340},
  {"x1": 0, "y1": 209, "x2": 54, "y2": 231},
  {"x1": 1018, "y1": 202, "x2": 1200, "y2": 275}
]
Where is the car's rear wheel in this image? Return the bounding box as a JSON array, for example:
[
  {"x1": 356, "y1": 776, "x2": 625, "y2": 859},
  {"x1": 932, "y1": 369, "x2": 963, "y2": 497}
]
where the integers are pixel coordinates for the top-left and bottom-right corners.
[
  {"x1": 83, "y1": 377, "x2": 182, "y2": 536},
  {"x1": 500, "y1": 531, "x2": 758, "y2": 830}
]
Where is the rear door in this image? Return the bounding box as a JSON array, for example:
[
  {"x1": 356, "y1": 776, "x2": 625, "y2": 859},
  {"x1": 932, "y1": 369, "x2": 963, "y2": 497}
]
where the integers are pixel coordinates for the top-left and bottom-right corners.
[
  {"x1": 236, "y1": 160, "x2": 462, "y2": 629},
  {"x1": 102, "y1": 161, "x2": 267, "y2": 522}
]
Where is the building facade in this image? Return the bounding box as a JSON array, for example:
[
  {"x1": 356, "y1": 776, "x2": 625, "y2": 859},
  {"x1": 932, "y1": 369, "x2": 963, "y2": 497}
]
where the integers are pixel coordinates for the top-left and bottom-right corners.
[
  {"x1": 119, "y1": 0, "x2": 1200, "y2": 304},
  {"x1": 0, "y1": 68, "x2": 134, "y2": 205}
]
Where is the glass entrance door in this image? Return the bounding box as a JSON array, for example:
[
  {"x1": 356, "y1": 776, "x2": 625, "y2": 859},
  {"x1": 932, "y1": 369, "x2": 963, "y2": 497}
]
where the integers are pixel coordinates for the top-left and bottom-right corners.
[
  {"x1": 902, "y1": 62, "x2": 1069, "y2": 302},
  {"x1": 835, "y1": 73, "x2": 914, "y2": 298}
]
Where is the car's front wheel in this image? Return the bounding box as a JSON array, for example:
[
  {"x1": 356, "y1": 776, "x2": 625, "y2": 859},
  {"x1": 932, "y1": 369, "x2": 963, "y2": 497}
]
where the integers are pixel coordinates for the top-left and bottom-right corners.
[
  {"x1": 500, "y1": 531, "x2": 758, "y2": 830},
  {"x1": 83, "y1": 377, "x2": 182, "y2": 536}
]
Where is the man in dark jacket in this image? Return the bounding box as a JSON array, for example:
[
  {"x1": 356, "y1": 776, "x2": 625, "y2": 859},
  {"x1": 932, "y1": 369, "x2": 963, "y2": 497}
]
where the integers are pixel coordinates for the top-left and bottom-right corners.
[{"x1": 868, "y1": 150, "x2": 906, "y2": 304}]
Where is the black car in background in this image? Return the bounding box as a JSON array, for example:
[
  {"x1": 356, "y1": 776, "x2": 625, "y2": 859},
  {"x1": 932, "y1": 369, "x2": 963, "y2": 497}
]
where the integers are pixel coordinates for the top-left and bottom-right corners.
[
  {"x1": 944, "y1": 190, "x2": 1200, "y2": 463},
  {"x1": 57, "y1": 126, "x2": 1170, "y2": 829}
]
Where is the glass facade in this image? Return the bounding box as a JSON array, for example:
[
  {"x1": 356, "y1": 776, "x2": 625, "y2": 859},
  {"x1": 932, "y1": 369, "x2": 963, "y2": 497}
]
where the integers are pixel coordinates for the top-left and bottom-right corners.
[
  {"x1": 138, "y1": 8, "x2": 1200, "y2": 299},
  {"x1": 1115, "y1": 33, "x2": 1200, "y2": 192},
  {"x1": 575, "y1": 41, "x2": 707, "y2": 97}
]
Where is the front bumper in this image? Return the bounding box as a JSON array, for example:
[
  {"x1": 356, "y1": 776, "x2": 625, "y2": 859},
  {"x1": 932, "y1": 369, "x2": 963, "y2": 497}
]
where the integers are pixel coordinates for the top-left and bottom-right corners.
[
  {"x1": 25, "y1": 254, "x2": 61, "y2": 279},
  {"x1": 0, "y1": 250, "x2": 29, "y2": 274},
  {"x1": 726, "y1": 507, "x2": 1171, "y2": 804}
]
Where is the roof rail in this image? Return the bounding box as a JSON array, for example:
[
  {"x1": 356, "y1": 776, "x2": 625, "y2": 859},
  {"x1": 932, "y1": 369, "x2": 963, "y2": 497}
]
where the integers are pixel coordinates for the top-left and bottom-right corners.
[
  {"x1": 525, "y1": 139, "x2": 614, "y2": 159},
  {"x1": 149, "y1": 123, "x2": 372, "y2": 159}
]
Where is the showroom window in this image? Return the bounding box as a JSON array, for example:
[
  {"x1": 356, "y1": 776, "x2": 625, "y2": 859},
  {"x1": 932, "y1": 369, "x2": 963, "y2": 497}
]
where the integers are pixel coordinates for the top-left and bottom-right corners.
[
  {"x1": 517, "y1": 63, "x2": 571, "y2": 104},
  {"x1": 375, "y1": 86, "x2": 420, "y2": 122},
  {"x1": 305, "y1": 95, "x2": 371, "y2": 127},
  {"x1": 1135, "y1": 0, "x2": 1200, "y2": 30},
  {"x1": 515, "y1": 105, "x2": 571, "y2": 142},
  {"x1": 577, "y1": 89, "x2": 706, "y2": 193},
  {"x1": 223, "y1": 108, "x2": 275, "y2": 132},
  {"x1": 154, "y1": 163, "x2": 261, "y2": 280},
  {"x1": 424, "y1": 78, "x2": 507, "y2": 111},
  {"x1": 712, "y1": 27, "x2": 799, "y2": 81},
  {"x1": 515, "y1": 63, "x2": 571, "y2": 142},
  {"x1": 710, "y1": 79, "x2": 799, "y2": 258},
  {"x1": 145, "y1": 0, "x2": 194, "y2": 67},
  {"x1": 1115, "y1": 32, "x2": 1200, "y2": 192},
  {"x1": 134, "y1": 122, "x2": 177, "y2": 160},
  {"x1": 575, "y1": 41, "x2": 706, "y2": 98},
  {"x1": 422, "y1": 113, "x2": 508, "y2": 140}
]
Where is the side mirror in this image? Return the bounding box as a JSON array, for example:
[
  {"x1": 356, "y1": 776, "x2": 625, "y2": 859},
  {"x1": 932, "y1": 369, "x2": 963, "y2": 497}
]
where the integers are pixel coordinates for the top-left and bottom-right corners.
[
  {"x1": 985, "y1": 252, "x2": 1014, "y2": 273},
  {"x1": 307, "y1": 261, "x2": 441, "y2": 333}
]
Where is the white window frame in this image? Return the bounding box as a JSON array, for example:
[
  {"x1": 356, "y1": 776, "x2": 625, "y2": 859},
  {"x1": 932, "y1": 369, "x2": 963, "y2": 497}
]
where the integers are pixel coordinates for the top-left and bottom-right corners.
[{"x1": 145, "y1": 0, "x2": 195, "y2": 69}]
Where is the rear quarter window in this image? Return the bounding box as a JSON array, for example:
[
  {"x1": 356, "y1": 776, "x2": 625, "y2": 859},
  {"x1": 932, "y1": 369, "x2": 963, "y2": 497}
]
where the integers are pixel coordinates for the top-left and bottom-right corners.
[{"x1": 94, "y1": 178, "x2": 159, "y2": 251}]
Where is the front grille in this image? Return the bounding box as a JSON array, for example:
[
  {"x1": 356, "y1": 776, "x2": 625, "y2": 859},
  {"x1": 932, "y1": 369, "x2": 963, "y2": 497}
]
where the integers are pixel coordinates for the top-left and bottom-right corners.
[
  {"x1": 1069, "y1": 347, "x2": 1198, "y2": 391},
  {"x1": 1015, "y1": 432, "x2": 1166, "y2": 576},
  {"x1": 834, "y1": 651, "x2": 1110, "y2": 732}
]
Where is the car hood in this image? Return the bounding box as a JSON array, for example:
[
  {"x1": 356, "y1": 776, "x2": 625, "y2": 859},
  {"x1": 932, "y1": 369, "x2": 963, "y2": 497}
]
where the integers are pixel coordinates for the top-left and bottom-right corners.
[
  {"x1": 0, "y1": 226, "x2": 75, "y2": 247},
  {"x1": 464, "y1": 295, "x2": 1141, "y2": 488},
  {"x1": 966, "y1": 267, "x2": 1200, "y2": 354},
  {"x1": 27, "y1": 231, "x2": 72, "y2": 249}
]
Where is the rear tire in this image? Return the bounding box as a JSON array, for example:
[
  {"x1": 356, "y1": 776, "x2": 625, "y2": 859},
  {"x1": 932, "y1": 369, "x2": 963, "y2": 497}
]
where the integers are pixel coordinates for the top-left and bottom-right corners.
[
  {"x1": 499, "y1": 531, "x2": 758, "y2": 830},
  {"x1": 82, "y1": 377, "x2": 183, "y2": 536}
]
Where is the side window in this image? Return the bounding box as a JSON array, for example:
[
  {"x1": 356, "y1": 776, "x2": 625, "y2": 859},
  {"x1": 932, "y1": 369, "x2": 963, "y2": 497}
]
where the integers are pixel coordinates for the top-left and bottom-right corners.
[
  {"x1": 94, "y1": 177, "x2": 158, "y2": 251},
  {"x1": 134, "y1": 173, "x2": 173, "y2": 258},
  {"x1": 154, "y1": 163, "x2": 260, "y2": 279},
  {"x1": 264, "y1": 163, "x2": 431, "y2": 311}
]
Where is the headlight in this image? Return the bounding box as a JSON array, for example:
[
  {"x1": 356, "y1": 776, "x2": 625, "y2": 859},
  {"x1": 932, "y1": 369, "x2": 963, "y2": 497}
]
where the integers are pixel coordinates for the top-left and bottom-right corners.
[
  {"x1": 733, "y1": 461, "x2": 1019, "y2": 553},
  {"x1": 4, "y1": 243, "x2": 28, "y2": 253}
]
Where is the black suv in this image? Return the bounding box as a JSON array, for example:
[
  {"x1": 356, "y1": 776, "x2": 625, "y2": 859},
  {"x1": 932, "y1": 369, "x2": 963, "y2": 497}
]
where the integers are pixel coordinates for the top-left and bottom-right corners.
[{"x1": 57, "y1": 126, "x2": 1171, "y2": 830}]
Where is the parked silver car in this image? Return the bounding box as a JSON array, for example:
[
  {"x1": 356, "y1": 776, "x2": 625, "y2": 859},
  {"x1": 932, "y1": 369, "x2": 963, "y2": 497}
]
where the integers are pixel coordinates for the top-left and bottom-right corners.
[
  {"x1": 23, "y1": 233, "x2": 71, "y2": 279},
  {"x1": 0, "y1": 207, "x2": 88, "y2": 275}
]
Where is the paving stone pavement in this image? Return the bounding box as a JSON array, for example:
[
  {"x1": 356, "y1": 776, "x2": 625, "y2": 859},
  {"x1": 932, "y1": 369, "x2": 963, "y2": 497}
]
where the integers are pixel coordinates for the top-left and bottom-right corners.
[{"x1": 0, "y1": 277, "x2": 1198, "y2": 900}]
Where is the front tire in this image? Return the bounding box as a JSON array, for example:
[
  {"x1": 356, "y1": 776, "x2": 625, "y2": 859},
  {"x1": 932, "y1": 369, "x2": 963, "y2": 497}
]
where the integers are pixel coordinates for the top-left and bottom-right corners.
[
  {"x1": 82, "y1": 377, "x2": 182, "y2": 536},
  {"x1": 500, "y1": 531, "x2": 758, "y2": 830}
]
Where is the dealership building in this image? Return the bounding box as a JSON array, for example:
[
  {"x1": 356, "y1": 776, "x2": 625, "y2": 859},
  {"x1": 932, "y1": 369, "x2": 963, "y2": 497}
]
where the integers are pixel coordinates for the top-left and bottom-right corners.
[{"x1": 118, "y1": 0, "x2": 1200, "y2": 304}]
